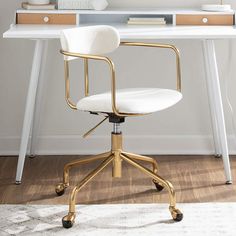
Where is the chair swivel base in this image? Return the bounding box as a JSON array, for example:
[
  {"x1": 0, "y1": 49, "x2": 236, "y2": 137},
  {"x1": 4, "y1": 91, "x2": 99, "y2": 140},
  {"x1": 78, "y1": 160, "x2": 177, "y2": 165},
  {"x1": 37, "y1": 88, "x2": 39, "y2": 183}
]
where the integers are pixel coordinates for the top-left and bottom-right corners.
[{"x1": 55, "y1": 132, "x2": 183, "y2": 228}]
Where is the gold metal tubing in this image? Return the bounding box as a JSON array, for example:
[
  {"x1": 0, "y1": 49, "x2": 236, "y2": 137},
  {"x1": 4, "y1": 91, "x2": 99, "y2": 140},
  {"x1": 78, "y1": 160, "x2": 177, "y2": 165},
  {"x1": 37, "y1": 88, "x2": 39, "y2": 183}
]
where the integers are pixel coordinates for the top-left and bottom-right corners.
[
  {"x1": 120, "y1": 42, "x2": 182, "y2": 92},
  {"x1": 108, "y1": 59, "x2": 119, "y2": 117},
  {"x1": 112, "y1": 151, "x2": 122, "y2": 178},
  {"x1": 64, "y1": 61, "x2": 77, "y2": 110},
  {"x1": 63, "y1": 151, "x2": 112, "y2": 185},
  {"x1": 69, "y1": 155, "x2": 114, "y2": 213},
  {"x1": 111, "y1": 133, "x2": 123, "y2": 177},
  {"x1": 122, "y1": 151, "x2": 158, "y2": 174},
  {"x1": 84, "y1": 58, "x2": 89, "y2": 97},
  {"x1": 61, "y1": 44, "x2": 181, "y2": 116},
  {"x1": 61, "y1": 50, "x2": 146, "y2": 117},
  {"x1": 83, "y1": 116, "x2": 108, "y2": 138},
  {"x1": 121, "y1": 154, "x2": 176, "y2": 207},
  {"x1": 103, "y1": 56, "x2": 146, "y2": 117},
  {"x1": 111, "y1": 133, "x2": 123, "y2": 151}
]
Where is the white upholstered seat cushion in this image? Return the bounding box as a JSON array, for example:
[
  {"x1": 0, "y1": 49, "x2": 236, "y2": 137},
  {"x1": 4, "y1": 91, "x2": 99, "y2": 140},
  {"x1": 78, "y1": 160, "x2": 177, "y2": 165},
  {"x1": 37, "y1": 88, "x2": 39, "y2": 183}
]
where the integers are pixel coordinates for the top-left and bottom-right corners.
[{"x1": 77, "y1": 88, "x2": 182, "y2": 114}]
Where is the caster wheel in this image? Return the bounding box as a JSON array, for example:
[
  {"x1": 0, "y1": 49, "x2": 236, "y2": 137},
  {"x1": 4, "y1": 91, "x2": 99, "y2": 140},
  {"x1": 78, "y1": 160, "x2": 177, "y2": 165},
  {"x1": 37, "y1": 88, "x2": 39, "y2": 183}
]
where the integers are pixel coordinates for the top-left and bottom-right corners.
[
  {"x1": 170, "y1": 207, "x2": 183, "y2": 222},
  {"x1": 214, "y1": 154, "x2": 222, "y2": 159},
  {"x1": 62, "y1": 219, "x2": 73, "y2": 228},
  {"x1": 173, "y1": 212, "x2": 183, "y2": 222},
  {"x1": 28, "y1": 155, "x2": 37, "y2": 159},
  {"x1": 55, "y1": 183, "x2": 66, "y2": 196},
  {"x1": 153, "y1": 180, "x2": 164, "y2": 192},
  {"x1": 62, "y1": 213, "x2": 75, "y2": 229}
]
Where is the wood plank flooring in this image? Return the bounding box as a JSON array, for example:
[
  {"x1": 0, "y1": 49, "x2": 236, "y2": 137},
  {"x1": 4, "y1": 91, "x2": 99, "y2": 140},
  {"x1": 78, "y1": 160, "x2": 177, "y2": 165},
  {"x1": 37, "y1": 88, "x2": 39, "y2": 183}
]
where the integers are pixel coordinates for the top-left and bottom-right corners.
[{"x1": 0, "y1": 155, "x2": 236, "y2": 204}]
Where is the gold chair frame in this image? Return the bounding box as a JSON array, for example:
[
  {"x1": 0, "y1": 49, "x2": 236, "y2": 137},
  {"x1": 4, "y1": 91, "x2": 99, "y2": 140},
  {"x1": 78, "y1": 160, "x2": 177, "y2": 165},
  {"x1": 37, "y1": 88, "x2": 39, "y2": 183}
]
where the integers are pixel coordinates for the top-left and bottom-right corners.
[{"x1": 56, "y1": 42, "x2": 183, "y2": 228}]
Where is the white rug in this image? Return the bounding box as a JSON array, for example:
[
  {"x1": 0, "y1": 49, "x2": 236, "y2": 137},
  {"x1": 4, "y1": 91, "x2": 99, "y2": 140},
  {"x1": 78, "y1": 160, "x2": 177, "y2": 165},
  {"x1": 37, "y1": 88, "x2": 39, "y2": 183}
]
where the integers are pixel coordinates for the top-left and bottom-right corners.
[{"x1": 0, "y1": 203, "x2": 236, "y2": 236}]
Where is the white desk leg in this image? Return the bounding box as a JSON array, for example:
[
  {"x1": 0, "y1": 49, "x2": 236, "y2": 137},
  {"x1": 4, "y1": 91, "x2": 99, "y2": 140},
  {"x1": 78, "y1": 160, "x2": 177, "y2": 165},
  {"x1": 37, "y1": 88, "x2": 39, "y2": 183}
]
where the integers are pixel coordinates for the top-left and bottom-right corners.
[
  {"x1": 202, "y1": 40, "x2": 222, "y2": 158},
  {"x1": 28, "y1": 40, "x2": 48, "y2": 158},
  {"x1": 204, "y1": 39, "x2": 232, "y2": 184},
  {"x1": 15, "y1": 40, "x2": 45, "y2": 184}
]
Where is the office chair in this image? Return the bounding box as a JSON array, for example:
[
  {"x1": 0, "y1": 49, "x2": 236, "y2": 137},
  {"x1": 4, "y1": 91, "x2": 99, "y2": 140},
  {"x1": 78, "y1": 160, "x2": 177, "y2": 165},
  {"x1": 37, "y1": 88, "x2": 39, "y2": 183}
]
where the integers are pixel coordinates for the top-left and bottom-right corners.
[{"x1": 55, "y1": 25, "x2": 183, "y2": 228}]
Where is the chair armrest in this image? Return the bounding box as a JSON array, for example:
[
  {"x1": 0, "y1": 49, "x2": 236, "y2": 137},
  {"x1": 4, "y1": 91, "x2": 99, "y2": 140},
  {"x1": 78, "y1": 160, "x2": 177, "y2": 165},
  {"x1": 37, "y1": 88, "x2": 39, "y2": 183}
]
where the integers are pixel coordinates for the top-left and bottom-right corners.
[
  {"x1": 60, "y1": 43, "x2": 181, "y2": 117},
  {"x1": 120, "y1": 42, "x2": 182, "y2": 92},
  {"x1": 60, "y1": 49, "x2": 125, "y2": 116}
]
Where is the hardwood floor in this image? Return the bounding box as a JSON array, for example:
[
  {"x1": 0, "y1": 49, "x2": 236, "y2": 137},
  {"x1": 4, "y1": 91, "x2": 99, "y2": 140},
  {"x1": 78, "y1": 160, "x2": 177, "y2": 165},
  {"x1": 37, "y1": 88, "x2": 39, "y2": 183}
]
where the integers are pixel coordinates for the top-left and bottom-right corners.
[{"x1": 0, "y1": 155, "x2": 236, "y2": 204}]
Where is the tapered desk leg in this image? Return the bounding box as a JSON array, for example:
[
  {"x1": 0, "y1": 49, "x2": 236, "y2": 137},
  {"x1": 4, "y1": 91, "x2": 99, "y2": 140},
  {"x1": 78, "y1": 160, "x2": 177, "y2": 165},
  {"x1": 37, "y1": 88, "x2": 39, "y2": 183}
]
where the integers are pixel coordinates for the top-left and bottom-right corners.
[
  {"x1": 203, "y1": 39, "x2": 232, "y2": 184},
  {"x1": 202, "y1": 40, "x2": 222, "y2": 158},
  {"x1": 28, "y1": 41, "x2": 48, "y2": 158},
  {"x1": 15, "y1": 40, "x2": 46, "y2": 184}
]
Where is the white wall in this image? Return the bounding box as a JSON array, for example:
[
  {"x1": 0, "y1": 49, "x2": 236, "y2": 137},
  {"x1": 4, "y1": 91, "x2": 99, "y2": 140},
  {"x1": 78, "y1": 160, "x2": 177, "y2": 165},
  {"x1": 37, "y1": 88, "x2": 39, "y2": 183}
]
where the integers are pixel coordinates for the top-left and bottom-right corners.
[{"x1": 1, "y1": 0, "x2": 236, "y2": 155}]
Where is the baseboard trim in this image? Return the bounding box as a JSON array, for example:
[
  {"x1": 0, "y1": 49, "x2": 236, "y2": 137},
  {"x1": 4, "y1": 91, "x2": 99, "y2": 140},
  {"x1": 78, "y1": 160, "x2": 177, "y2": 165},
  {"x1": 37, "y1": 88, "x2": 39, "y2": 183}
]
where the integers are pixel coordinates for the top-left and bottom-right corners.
[{"x1": 1, "y1": 134, "x2": 236, "y2": 156}]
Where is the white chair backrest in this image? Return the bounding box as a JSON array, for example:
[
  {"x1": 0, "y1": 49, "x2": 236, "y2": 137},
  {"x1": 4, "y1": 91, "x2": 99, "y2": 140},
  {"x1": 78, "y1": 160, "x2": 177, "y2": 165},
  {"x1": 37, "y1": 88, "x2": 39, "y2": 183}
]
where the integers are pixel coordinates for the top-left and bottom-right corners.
[{"x1": 60, "y1": 25, "x2": 120, "y2": 61}]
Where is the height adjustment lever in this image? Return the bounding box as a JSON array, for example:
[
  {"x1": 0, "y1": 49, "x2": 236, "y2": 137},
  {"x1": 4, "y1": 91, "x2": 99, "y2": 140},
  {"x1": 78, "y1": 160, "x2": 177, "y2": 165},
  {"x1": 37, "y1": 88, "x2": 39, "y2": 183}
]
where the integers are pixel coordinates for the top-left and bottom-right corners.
[{"x1": 83, "y1": 116, "x2": 108, "y2": 138}]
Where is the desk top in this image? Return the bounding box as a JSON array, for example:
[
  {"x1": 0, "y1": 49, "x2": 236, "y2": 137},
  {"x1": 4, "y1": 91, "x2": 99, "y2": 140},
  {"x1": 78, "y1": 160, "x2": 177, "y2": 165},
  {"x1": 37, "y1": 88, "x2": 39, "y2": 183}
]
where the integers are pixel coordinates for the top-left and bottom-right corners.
[
  {"x1": 15, "y1": 8, "x2": 235, "y2": 15},
  {"x1": 3, "y1": 24, "x2": 236, "y2": 40}
]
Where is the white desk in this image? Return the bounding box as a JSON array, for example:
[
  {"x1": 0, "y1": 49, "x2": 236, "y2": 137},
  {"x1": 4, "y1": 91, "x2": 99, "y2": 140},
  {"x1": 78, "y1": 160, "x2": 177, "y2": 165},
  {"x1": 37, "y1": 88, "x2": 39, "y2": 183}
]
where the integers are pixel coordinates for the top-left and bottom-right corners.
[{"x1": 3, "y1": 23, "x2": 235, "y2": 184}]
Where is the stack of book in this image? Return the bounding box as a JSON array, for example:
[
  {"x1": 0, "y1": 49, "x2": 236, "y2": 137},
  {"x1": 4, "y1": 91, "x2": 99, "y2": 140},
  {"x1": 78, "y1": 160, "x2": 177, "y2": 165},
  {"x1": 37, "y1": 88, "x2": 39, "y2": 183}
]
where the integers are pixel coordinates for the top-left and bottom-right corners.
[
  {"x1": 58, "y1": 0, "x2": 91, "y2": 9},
  {"x1": 57, "y1": 0, "x2": 108, "y2": 10},
  {"x1": 22, "y1": 2, "x2": 56, "y2": 10},
  {"x1": 127, "y1": 17, "x2": 166, "y2": 25}
]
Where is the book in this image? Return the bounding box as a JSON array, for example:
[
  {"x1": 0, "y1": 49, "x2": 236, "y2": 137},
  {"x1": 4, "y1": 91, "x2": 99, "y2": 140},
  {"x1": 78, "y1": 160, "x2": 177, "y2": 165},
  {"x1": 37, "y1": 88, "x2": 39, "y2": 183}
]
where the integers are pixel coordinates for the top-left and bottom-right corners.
[
  {"x1": 128, "y1": 17, "x2": 166, "y2": 22},
  {"x1": 58, "y1": 0, "x2": 92, "y2": 10},
  {"x1": 127, "y1": 20, "x2": 166, "y2": 25},
  {"x1": 57, "y1": 0, "x2": 108, "y2": 10},
  {"x1": 22, "y1": 2, "x2": 56, "y2": 10},
  {"x1": 127, "y1": 16, "x2": 166, "y2": 25}
]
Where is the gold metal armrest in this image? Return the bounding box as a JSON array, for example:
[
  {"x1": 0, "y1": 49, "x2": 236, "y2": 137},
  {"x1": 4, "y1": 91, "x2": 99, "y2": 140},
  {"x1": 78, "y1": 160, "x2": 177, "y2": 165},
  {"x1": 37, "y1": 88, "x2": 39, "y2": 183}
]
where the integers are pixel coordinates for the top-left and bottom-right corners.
[
  {"x1": 63, "y1": 60, "x2": 77, "y2": 110},
  {"x1": 60, "y1": 42, "x2": 181, "y2": 117},
  {"x1": 60, "y1": 50, "x2": 124, "y2": 116},
  {"x1": 120, "y1": 42, "x2": 182, "y2": 92}
]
